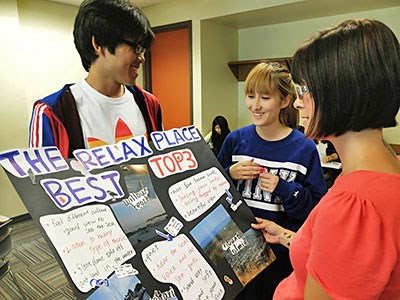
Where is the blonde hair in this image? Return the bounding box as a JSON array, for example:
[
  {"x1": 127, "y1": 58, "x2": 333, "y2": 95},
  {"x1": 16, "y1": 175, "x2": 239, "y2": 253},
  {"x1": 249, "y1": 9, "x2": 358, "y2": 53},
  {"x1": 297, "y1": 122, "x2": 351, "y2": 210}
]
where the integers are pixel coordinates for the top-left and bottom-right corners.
[{"x1": 245, "y1": 62, "x2": 299, "y2": 128}]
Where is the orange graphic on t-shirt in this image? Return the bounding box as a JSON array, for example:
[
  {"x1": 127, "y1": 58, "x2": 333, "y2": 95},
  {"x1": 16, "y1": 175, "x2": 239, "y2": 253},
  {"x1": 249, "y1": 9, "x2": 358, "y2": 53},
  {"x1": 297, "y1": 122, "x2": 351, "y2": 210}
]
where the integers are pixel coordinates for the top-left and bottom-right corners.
[{"x1": 87, "y1": 118, "x2": 138, "y2": 148}]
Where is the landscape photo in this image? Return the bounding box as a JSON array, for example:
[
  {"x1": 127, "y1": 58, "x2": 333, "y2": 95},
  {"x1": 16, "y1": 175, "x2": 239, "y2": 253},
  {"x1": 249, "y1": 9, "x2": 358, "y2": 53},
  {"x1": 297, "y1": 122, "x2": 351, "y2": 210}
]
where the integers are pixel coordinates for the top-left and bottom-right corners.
[
  {"x1": 87, "y1": 274, "x2": 150, "y2": 300},
  {"x1": 190, "y1": 204, "x2": 275, "y2": 286},
  {"x1": 110, "y1": 164, "x2": 169, "y2": 246}
]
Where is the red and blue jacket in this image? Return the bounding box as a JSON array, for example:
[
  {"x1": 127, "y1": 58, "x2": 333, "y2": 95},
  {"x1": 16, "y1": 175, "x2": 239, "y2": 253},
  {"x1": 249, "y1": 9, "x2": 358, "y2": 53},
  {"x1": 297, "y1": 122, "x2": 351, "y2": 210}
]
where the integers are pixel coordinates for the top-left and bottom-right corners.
[{"x1": 29, "y1": 84, "x2": 163, "y2": 158}]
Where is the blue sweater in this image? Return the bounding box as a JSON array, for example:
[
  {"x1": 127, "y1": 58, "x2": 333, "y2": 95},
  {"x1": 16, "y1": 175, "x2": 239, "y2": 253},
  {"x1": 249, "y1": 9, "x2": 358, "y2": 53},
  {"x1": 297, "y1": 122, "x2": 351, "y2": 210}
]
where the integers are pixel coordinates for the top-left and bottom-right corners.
[{"x1": 218, "y1": 125, "x2": 326, "y2": 240}]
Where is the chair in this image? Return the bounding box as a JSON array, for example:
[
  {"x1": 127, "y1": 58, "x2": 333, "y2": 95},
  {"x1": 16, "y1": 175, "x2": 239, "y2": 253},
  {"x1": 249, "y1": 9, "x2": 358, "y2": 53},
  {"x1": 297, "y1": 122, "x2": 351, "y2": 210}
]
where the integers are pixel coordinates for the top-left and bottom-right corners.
[{"x1": 0, "y1": 221, "x2": 27, "y2": 300}]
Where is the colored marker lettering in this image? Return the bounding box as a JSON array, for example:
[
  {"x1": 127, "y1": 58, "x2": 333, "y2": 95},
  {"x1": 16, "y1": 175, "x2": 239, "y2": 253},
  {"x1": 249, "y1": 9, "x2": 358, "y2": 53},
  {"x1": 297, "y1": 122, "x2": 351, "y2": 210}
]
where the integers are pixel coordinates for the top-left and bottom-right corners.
[
  {"x1": 150, "y1": 126, "x2": 201, "y2": 151},
  {"x1": 41, "y1": 171, "x2": 124, "y2": 210},
  {"x1": 73, "y1": 135, "x2": 152, "y2": 171},
  {"x1": 148, "y1": 149, "x2": 198, "y2": 178},
  {"x1": 40, "y1": 205, "x2": 135, "y2": 293},
  {"x1": 142, "y1": 234, "x2": 224, "y2": 299},
  {"x1": 0, "y1": 147, "x2": 68, "y2": 177},
  {"x1": 168, "y1": 167, "x2": 229, "y2": 221}
]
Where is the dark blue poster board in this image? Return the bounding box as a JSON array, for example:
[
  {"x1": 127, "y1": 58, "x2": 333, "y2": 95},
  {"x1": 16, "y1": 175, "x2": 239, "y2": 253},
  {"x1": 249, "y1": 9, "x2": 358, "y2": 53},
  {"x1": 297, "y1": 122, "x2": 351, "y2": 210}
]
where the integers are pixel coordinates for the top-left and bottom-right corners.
[{"x1": 0, "y1": 126, "x2": 275, "y2": 300}]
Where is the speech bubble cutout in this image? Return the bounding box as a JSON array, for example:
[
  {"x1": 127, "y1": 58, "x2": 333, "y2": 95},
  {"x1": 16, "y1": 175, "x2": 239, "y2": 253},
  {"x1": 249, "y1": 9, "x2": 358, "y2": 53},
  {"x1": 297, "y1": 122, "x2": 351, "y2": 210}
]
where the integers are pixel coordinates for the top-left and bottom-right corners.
[
  {"x1": 168, "y1": 167, "x2": 230, "y2": 221},
  {"x1": 142, "y1": 234, "x2": 224, "y2": 300},
  {"x1": 114, "y1": 263, "x2": 139, "y2": 278},
  {"x1": 164, "y1": 216, "x2": 184, "y2": 237},
  {"x1": 39, "y1": 205, "x2": 135, "y2": 293}
]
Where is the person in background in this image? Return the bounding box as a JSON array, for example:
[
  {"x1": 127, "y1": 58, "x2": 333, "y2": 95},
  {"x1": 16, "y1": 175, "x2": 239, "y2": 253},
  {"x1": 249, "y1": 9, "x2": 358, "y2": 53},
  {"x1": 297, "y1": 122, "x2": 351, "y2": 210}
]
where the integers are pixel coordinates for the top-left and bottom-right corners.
[
  {"x1": 218, "y1": 62, "x2": 327, "y2": 300},
  {"x1": 319, "y1": 140, "x2": 341, "y2": 188},
  {"x1": 204, "y1": 115, "x2": 231, "y2": 156},
  {"x1": 320, "y1": 140, "x2": 339, "y2": 164},
  {"x1": 252, "y1": 19, "x2": 400, "y2": 299},
  {"x1": 29, "y1": 0, "x2": 163, "y2": 158}
]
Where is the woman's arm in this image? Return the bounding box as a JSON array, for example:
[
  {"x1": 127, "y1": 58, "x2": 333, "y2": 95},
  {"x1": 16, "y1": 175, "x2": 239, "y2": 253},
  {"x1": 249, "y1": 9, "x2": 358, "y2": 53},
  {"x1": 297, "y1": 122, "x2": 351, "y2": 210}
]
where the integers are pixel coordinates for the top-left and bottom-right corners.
[
  {"x1": 304, "y1": 274, "x2": 332, "y2": 300},
  {"x1": 322, "y1": 152, "x2": 338, "y2": 163}
]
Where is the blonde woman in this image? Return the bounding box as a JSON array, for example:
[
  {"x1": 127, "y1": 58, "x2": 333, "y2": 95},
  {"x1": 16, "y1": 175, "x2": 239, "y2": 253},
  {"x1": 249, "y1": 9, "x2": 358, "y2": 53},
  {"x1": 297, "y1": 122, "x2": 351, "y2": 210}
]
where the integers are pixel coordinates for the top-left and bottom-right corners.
[{"x1": 218, "y1": 62, "x2": 327, "y2": 299}]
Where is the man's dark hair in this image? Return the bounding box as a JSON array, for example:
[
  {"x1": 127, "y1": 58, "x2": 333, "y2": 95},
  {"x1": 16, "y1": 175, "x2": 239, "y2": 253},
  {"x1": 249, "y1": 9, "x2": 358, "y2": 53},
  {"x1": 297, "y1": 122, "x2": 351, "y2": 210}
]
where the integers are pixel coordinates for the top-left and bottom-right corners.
[
  {"x1": 292, "y1": 19, "x2": 400, "y2": 139},
  {"x1": 73, "y1": 0, "x2": 155, "y2": 71}
]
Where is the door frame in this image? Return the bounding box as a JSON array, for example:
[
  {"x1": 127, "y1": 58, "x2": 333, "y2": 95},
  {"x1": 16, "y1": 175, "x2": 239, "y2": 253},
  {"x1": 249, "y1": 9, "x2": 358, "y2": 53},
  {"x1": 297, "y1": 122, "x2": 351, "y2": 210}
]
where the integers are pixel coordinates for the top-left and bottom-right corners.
[{"x1": 143, "y1": 20, "x2": 193, "y2": 124}]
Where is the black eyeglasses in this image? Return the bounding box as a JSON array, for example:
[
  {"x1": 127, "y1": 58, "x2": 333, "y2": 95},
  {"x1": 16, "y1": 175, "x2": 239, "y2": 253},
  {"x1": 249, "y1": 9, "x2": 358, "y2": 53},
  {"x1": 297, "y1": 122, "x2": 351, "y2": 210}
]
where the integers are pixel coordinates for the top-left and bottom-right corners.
[{"x1": 121, "y1": 39, "x2": 146, "y2": 55}]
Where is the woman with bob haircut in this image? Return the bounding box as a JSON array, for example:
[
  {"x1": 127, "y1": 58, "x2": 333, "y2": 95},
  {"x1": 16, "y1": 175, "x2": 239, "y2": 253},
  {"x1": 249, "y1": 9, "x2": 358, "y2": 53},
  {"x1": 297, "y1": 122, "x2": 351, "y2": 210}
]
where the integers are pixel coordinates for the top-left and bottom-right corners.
[{"x1": 252, "y1": 19, "x2": 400, "y2": 299}]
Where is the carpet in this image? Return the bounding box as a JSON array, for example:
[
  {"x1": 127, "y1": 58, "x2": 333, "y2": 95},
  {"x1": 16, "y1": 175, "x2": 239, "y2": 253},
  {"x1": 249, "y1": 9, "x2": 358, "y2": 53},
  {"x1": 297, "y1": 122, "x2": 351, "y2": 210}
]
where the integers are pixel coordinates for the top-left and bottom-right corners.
[{"x1": 0, "y1": 219, "x2": 76, "y2": 300}]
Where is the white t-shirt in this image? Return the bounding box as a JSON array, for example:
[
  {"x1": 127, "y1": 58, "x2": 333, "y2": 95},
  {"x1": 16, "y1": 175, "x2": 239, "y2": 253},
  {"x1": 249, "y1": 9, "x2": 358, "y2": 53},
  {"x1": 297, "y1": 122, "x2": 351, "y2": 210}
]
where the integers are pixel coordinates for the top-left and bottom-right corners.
[
  {"x1": 70, "y1": 80, "x2": 146, "y2": 149},
  {"x1": 316, "y1": 141, "x2": 328, "y2": 160}
]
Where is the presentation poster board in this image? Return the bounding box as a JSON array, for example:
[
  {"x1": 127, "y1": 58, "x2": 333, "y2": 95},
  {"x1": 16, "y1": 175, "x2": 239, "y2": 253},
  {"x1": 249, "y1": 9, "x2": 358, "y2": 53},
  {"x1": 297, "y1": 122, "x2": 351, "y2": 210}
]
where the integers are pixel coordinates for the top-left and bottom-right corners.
[{"x1": 0, "y1": 126, "x2": 275, "y2": 300}]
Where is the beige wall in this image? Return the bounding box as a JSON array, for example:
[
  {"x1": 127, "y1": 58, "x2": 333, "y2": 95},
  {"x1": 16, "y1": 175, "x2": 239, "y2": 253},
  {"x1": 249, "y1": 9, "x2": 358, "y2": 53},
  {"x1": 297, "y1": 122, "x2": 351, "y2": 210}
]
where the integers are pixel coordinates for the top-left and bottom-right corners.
[
  {"x1": 0, "y1": 0, "x2": 84, "y2": 217},
  {"x1": 201, "y1": 20, "x2": 238, "y2": 134},
  {"x1": 18, "y1": 0, "x2": 84, "y2": 106},
  {"x1": 0, "y1": 0, "x2": 27, "y2": 217},
  {"x1": 236, "y1": 6, "x2": 400, "y2": 143}
]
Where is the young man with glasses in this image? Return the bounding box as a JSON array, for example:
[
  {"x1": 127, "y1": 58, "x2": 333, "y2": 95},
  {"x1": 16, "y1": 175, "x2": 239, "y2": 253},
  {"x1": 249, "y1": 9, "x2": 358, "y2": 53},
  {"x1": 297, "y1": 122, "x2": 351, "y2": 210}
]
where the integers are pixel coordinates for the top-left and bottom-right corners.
[{"x1": 29, "y1": 0, "x2": 163, "y2": 158}]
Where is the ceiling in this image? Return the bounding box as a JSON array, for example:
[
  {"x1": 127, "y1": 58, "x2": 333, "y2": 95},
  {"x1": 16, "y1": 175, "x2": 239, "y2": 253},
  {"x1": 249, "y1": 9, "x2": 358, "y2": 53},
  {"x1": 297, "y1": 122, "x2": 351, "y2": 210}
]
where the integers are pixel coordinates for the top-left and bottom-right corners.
[
  {"x1": 211, "y1": 0, "x2": 400, "y2": 29},
  {"x1": 48, "y1": 0, "x2": 171, "y2": 8},
  {"x1": 47, "y1": 0, "x2": 400, "y2": 28}
]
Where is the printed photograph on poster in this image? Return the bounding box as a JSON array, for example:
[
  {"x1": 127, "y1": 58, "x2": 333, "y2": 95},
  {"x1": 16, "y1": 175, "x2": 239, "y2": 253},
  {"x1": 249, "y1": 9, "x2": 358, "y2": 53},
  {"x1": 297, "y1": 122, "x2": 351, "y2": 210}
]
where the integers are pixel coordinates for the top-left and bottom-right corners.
[
  {"x1": 110, "y1": 164, "x2": 169, "y2": 246},
  {"x1": 190, "y1": 204, "x2": 275, "y2": 286},
  {"x1": 87, "y1": 274, "x2": 151, "y2": 300}
]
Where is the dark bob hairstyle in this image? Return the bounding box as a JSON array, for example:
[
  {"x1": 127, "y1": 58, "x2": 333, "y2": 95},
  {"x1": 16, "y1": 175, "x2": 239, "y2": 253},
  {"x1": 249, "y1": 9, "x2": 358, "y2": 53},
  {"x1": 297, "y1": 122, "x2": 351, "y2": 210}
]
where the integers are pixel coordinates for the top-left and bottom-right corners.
[{"x1": 291, "y1": 19, "x2": 400, "y2": 139}]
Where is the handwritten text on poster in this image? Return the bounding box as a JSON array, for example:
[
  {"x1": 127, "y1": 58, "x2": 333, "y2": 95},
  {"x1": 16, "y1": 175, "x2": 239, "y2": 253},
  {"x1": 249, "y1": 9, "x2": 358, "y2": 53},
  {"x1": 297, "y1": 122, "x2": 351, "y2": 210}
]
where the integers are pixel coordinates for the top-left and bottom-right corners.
[
  {"x1": 39, "y1": 205, "x2": 135, "y2": 293},
  {"x1": 142, "y1": 234, "x2": 224, "y2": 300},
  {"x1": 168, "y1": 167, "x2": 230, "y2": 221}
]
